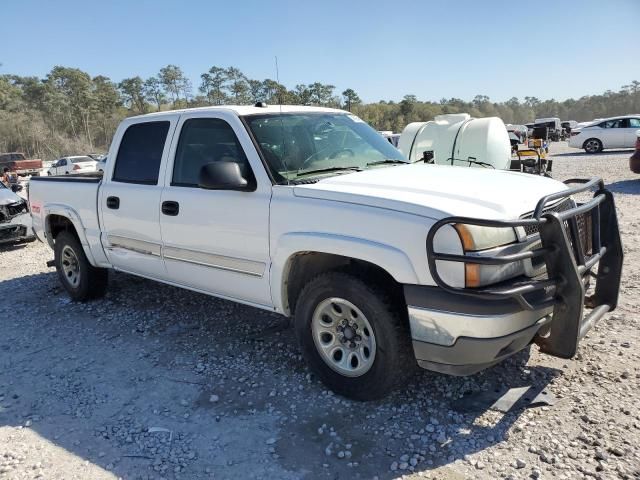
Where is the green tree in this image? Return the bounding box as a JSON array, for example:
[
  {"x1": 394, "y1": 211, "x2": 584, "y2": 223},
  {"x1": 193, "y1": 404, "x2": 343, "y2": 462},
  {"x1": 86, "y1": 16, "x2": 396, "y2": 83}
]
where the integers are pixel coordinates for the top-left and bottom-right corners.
[
  {"x1": 199, "y1": 66, "x2": 227, "y2": 105},
  {"x1": 159, "y1": 64, "x2": 189, "y2": 106},
  {"x1": 143, "y1": 77, "x2": 166, "y2": 111},
  {"x1": 118, "y1": 76, "x2": 147, "y2": 113},
  {"x1": 225, "y1": 67, "x2": 249, "y2": 103},
  {"x1": 342, "y1": 88, "x2": 361, "y2": 111}
]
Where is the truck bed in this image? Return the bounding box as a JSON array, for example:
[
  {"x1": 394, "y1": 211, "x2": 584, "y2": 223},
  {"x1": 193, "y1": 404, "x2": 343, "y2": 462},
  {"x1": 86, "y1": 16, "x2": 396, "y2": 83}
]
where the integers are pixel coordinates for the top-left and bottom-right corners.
[{"x1": 28, "y1": 174, "x2": 103, "y2": 251}]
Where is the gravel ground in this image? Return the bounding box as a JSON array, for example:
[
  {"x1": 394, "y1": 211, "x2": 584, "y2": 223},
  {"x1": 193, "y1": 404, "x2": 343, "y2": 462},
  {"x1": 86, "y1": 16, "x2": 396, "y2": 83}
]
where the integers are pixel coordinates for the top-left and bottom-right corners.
[{"x1": 0, "y1": 143, "x2": 638, "y2": 480}]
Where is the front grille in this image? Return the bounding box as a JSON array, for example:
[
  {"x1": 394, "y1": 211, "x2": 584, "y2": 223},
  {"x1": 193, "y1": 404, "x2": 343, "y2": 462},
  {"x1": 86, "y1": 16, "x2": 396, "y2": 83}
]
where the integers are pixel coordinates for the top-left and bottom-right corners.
[
  {"x1": 521, "y1": 198, "x2": 593, "y2": 258},
  {"x1": 521, "y1": 198, "x2": 574, "y2": 236},
  {"x1": 6, "y1": 201, "x2": 28, "y2": 216}
]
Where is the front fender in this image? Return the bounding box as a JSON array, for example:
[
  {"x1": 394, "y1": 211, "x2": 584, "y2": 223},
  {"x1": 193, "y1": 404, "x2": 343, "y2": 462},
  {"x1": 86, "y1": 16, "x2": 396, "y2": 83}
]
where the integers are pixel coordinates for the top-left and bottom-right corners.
[{"x1": 271, "y1": 231, "x2": 420, "y2": 314}]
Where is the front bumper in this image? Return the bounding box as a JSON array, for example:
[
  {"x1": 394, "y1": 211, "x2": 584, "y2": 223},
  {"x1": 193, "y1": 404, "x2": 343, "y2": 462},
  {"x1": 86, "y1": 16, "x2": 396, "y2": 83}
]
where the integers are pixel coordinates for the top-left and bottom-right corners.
[
  {"x1": 406, "y1": 285, "x2": 552, "y2": 375},
  {"x1": 415, "y1": 178, "x2": 623, "y2": 375},
  {"x1": 0, "y1": 213, "x2": 34, "y2": 244}
]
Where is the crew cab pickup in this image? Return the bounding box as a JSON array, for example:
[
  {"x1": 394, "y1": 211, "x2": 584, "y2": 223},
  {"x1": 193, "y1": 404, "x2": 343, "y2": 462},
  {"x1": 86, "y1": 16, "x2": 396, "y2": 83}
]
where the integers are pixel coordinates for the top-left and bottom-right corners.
[
  {"x1": 28, "y1": 105, "x2": 623, "y2": 400},
  {"x1": 0, "y1": 152, "x2": 43, "y2": 177}
]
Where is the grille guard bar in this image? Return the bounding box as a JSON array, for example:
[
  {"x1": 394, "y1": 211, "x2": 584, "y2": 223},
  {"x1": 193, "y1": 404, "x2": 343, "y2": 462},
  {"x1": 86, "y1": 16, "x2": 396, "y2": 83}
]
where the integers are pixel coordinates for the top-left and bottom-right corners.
[{"x1": 425, "y1": 177, "x2": 623, "y2": 358}]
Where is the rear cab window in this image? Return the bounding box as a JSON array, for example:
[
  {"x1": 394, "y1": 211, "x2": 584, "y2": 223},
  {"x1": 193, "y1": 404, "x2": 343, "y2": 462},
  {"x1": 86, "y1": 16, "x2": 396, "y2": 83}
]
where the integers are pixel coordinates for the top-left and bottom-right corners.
[{"x1": 112, "y1": 121, "x2": 170, "y2": 184}]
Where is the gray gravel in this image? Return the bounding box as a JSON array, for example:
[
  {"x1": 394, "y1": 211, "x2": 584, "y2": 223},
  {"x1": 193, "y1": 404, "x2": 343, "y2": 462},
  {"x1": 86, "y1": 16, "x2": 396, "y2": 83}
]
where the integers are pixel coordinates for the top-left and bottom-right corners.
[{"x1": 1, "y1": 143, "x2": 639, "y2": 479}]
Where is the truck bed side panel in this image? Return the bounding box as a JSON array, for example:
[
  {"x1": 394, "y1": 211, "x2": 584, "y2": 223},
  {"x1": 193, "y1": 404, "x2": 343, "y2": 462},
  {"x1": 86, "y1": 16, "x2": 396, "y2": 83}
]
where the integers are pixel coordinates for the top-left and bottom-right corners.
[{"x1": 28, "y1": 176, "x2": 110, "y2": 267}]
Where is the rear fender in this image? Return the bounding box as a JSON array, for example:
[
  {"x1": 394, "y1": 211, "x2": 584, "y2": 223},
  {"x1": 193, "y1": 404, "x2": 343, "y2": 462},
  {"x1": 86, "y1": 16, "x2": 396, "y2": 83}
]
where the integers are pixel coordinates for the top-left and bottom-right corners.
[{"x1": 43, "y1": 204, "x2": 101, "y2": 267}]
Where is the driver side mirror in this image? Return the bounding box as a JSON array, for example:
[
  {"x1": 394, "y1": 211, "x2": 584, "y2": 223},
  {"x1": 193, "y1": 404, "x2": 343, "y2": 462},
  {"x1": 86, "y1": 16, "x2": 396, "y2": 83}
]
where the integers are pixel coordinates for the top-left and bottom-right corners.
[
  {"x1": 198, "y1": 161, "x2": 249, "y2": 191},
  {"x1": 11, "y1": 184, "x2": 23, "y2": 193}
]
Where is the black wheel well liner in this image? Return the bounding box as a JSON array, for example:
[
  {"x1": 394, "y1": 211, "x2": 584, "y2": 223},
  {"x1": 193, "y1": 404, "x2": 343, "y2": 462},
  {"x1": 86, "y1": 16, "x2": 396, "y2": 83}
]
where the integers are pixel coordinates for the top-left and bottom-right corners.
[{"x1": 284, "y1": 252, "x2": 403, "y2": 316}]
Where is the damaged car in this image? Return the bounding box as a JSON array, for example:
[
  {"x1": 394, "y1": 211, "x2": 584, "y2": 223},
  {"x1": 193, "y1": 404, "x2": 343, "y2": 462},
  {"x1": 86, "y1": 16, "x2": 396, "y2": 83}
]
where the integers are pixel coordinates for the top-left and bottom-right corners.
[{"x1": 0, "y1": 182, "x2": 34, "y2": 245}]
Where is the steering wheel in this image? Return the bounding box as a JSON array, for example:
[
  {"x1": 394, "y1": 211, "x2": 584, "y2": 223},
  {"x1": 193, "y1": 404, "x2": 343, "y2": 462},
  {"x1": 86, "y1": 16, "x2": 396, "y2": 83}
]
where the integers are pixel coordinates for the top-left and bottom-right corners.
[
  {"x1": 299, "y1": 148, "x2": 355, "y2": 171},
  {"x1": 329, "y1": 148, "x2": 355, "y2": 159}
]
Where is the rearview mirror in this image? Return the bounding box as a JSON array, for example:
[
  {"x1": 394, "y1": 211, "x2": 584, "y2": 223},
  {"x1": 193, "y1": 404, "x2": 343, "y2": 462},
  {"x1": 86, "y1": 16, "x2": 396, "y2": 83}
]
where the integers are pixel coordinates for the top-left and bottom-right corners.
[
  {"x1": 11, "y1": 184, "x2": 23, "y2": 193},
  {"x1": 198, "y1": 161, "x2": 249, "y2": 191}
]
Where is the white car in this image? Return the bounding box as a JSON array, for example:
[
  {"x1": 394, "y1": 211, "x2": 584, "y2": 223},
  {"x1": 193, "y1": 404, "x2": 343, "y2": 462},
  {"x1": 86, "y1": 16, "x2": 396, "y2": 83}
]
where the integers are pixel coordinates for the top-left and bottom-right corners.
[
  {"x1": 96, "y1": 157, "x2": 107, "y2": 172},
  {"x1": 47, "y1": 156, "x2": 98, "y2": 176},
  {"x1": 28, "y1": 105, "x2": 622, "y2": 400},
  {"x1": 568, "y1": 115, "x2": 640, "y2": 153}
]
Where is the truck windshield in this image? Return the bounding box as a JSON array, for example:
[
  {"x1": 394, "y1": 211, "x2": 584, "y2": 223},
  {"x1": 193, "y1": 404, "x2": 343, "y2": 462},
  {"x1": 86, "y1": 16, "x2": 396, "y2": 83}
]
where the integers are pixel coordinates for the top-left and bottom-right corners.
[{"x1": 244, "y1": 113, "x2": 406, "y2": 182}]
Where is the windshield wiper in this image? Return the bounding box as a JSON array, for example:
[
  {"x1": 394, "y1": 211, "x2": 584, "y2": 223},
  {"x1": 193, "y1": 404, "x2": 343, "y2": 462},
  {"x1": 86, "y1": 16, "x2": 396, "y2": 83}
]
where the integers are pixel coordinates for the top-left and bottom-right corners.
[
  {"x1": 366, "y1": 159, "x2": 408, "y2": 167},
  {"x1": 295, "y1": 166, "x2": 362, "y2": 178},
  {"x1": 451, "y1": 157, "x2": 495, "y2": 169}
]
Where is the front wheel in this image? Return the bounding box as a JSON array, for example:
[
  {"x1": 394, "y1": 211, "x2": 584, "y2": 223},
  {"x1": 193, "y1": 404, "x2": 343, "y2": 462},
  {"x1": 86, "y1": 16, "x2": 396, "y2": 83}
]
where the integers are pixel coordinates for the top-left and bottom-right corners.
[
  {"x1": 54, "y1": 231, "x2": 108, "y2": 301},
  {"x1": 584, "y1": 138, "x2": 603, "y2": 153},
  {"x1": 294, "y1": 272, "x2": 414, "y2": 400}
]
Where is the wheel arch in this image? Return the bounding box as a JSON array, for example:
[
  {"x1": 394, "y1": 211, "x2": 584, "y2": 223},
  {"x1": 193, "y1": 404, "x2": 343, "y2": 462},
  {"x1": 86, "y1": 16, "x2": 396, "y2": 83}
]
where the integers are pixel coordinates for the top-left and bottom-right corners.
[
  {"x1": 44, "y1": 206, "x2": 98, "y2": 267},
  {"x1": 271, "y1": 232, "x2": 418, "y2": 316}
]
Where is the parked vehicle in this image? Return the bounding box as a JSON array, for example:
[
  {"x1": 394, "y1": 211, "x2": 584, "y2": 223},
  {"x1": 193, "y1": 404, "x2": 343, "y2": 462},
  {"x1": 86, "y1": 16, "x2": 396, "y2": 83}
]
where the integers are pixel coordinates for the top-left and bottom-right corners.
[
  {"x1": 47, "y1": 156, "x2": 98, "y2": 176},
  {"x1": 568, "y1": 115, "x2": 640, "y2": 153},
  {"x1": 506, "y1": 124, "x2": 528, "y2": 154},
  {"x1": 534, "y1": 118, "x2": 563, "y2": 141},
  {"x1": 524, "y1": 122, "x2": 535, "y2": 137},
  {"x1": 0, "y1": 181, "x2": 33, "y2": 244},
  {"x1": 29, "y1": 105, "x2": 623, "y2": 400},
  {"x1": 97, "y1": 157, "x2": 107, "y2": 173},
  {"x1": 0, "y1": 152, "x2": 43, "y2": 177},
  {"x1": 630, "y1": 130, "x2": 640, "y2": 174},
  {"x1": 561, "y1": 120, "x2": 578, "y2": 138},
  {"x1": 379, "y1": 131, "x2": 401, "y2": 147}
]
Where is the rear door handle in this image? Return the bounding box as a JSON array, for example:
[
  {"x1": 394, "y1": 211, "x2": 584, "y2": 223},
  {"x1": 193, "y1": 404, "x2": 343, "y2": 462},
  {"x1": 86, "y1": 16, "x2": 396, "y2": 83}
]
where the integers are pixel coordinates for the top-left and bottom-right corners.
[
  {"x1": 106, "y1": 196, "x2": 119, "y2": 209},
  {"x1": 161, "y1": 200, "x2": 179, "y2": 216}
]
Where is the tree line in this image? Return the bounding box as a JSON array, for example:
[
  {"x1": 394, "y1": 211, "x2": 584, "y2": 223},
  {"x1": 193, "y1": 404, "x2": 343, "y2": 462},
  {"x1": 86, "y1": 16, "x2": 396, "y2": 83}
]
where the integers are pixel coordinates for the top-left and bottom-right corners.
[{"x1": 0, "y1": 63, "x2": 638, "y2": 160}]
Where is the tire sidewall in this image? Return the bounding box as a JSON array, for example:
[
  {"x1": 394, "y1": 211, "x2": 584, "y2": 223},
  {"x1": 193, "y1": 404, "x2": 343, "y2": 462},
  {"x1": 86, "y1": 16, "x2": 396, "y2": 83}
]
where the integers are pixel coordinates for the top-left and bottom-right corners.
[
  {"x1": 295, "y1": 273, "x2": 408, "y2": 399},
  {"x1": 54, "y1": 232, "x2": 91, "y2": 301},
  {"x1": 584, "y1": 138, "x2": 602, "y2": 153}
]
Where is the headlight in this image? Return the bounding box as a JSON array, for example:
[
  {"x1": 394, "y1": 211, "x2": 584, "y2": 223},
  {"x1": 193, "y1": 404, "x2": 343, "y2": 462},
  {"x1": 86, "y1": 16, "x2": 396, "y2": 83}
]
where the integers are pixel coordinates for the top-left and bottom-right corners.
[{"x1": 453, "y1": 224, "x2": 519, "y2": 287}]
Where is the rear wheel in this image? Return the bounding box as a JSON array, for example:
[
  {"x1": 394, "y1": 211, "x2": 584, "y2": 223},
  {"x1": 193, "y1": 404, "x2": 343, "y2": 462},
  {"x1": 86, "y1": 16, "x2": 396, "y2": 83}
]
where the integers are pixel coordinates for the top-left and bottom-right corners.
[
  {"x1": 583, "y1": 138, "x2": 603, "y2": 153},
  {"x1": 294, "y1": 271, "x2": 414, "y2": 400},
  {"x1": 54, "y1": 231, "x2": 108, "y2": 301}
]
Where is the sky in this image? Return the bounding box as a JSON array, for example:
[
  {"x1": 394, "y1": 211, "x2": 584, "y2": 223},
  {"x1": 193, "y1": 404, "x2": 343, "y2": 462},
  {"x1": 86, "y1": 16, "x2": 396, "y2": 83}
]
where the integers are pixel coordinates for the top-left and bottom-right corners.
[{"x1": 2, "y1": 0, "x2": 639, "y2": 103}]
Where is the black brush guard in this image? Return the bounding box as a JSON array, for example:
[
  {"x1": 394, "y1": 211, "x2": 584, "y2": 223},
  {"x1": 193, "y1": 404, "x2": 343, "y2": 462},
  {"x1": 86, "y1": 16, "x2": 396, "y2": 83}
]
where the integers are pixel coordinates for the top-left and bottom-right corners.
[{"x1": 425, "y1": 177, "x2": 623, "y2": 359}]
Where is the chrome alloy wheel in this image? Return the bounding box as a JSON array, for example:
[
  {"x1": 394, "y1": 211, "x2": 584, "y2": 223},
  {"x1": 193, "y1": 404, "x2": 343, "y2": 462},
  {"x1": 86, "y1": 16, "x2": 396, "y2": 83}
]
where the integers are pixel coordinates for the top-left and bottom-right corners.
[
  {"x1": 584, "y1": 139, "x2": 601, "y2": 153},
  {"x1": 311, "y1": 297, "x2": 377, "y2": 377},
  {"x1": 61, "y1": 245, "x2": 81, "y2": 288}
]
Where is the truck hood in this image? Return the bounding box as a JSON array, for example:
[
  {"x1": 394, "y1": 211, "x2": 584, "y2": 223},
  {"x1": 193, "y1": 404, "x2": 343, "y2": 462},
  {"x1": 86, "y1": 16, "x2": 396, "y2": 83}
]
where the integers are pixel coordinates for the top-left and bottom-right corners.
[
  {"x1": 0, "y1": 187, "x2": 23, "y2": 206},
  {"x1": 292, "y1": 164, "x2": 568, "y2": 220}
]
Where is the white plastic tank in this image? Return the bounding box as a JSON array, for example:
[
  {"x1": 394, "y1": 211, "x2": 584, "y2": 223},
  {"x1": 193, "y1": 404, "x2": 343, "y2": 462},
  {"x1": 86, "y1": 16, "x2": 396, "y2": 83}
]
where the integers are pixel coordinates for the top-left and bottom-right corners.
[{"x1": 397, "y1": 114, "x2": 511, "y2": 170}]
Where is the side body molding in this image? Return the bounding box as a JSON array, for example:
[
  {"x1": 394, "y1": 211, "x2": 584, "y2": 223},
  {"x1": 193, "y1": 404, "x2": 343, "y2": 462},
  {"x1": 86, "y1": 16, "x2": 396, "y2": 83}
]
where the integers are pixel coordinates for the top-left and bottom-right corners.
[{"x1": 270, "y1": 231, "x2": 420, "y2": 315}]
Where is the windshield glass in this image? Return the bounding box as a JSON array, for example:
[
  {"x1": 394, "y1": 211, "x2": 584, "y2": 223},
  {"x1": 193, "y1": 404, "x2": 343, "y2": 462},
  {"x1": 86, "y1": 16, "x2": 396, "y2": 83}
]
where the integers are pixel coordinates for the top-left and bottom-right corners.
[
  {"x1": 71, "y1": 156, "x2": 93, "y2": 163},
  {"x1": 244, "y1": 113, "x2": 406, "y2": 182}
]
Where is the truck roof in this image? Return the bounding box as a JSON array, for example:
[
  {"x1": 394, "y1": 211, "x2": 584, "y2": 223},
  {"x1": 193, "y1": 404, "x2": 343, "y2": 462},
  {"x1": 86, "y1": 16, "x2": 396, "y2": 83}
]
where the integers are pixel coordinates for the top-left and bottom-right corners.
[{"x1": 128, "y1": 104, "x2": 346, "y2": 120}]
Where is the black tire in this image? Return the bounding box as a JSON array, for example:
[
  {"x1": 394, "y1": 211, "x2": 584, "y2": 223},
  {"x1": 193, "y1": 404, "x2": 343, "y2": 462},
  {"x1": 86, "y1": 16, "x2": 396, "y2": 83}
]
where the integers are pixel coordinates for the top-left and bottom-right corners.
[
  {"x1": 294, "y1": 271, "x2": 414, "y2": 400},
  {"x1": 583, "y1": 138, "x2": 603, "y2": 153},
  {"x1": 54, "y1": 230, "x2": 108, "y2": 301}
]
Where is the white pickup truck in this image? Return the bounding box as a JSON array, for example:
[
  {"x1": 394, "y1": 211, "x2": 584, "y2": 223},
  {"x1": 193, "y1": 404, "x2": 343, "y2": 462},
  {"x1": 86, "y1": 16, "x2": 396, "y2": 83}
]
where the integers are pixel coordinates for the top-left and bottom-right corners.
[{"x1": 29, "y1": 105, "x2": 623, "y2": 400}]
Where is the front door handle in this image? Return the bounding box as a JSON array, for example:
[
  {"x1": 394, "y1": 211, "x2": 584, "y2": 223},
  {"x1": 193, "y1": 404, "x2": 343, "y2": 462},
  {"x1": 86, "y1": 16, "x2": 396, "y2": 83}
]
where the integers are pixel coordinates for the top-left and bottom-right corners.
[
  {"x1": 161, "y1": 200, "x2": 179, "y2": 216},
  {"x1": 106, "y1": 196, "x2": 120, "y2": 209}
]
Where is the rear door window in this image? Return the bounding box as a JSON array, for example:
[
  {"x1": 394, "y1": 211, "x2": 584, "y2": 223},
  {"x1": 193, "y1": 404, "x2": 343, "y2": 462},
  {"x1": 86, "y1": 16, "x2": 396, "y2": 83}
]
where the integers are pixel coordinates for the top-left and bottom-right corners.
[
  {"x1": 112, "y1": 121, "x2": 170, "y2": 184},
  {"x1": 629, "y1": 118, "x2": 640, "y2": 128}
]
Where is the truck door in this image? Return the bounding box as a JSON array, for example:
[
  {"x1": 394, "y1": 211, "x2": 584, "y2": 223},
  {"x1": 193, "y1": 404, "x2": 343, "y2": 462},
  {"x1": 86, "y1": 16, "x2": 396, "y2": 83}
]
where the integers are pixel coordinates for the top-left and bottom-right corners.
[
  {"x1": 99, "y1": 116, "x2": 177, "y2": 279},
  {"x1": 158, "y1": 111, "x2": 272, "y2": 307}
]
